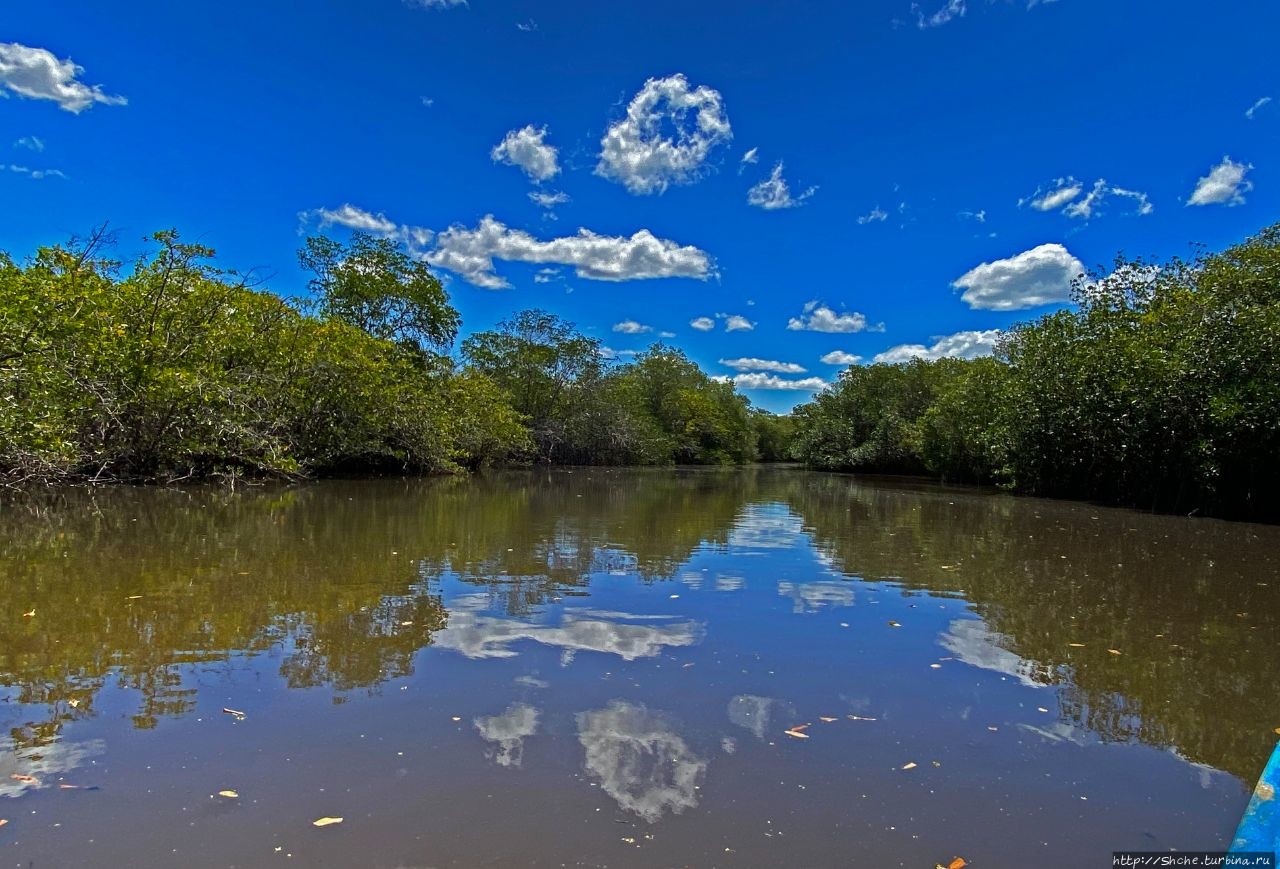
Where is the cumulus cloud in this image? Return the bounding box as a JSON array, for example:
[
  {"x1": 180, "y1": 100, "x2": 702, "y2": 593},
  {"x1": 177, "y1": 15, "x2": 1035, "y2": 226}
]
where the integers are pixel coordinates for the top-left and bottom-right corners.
[
  {"x1": 725, "y1": 373, "x2": 827, "y2": 391},
  {"x1": 596, "y1": 74, "x2": 732, "y2": 195},
  {"x1": 613, "y1": 320, "x2": 653, "y2": 334},
  {"x1": 722, "y1": 314, "x2": 755, "y2": 332},
  {"x1": 305, "y1": 203, "x2": 399, "y2": 235},
  {"x1": 952, "y1": 243, "x2": 1084, "y2": 310},
  {"x1": 915, "y1": 0, "x2": 966, "y2": 28},
  {"x1": 958, "y1": 209, "x2": 986, "y2": 223},
  {"x1": 787, "y1": 302, "x2": 882, "y2": 333},
  {"x1": 1188, "y1": 156, "x2": 1253, "y2": 207},
  {"x1": 856, "y1": 206, "x2": 889, "y2": 225},
  {"x1": 427, "y1": 216, "x2": 714, "y2": 289},
  {"x1": 820, "y1": 350, "x2": 862, "y2": 365},
  {"x1": 719, "y1": 357, "x2": 807, "y2": 374},
  {"x1": 747, "y1": 162, "x2": 816, "y2": 210},
  {"x1": 738, "y1": 146, "x2": 759, "y2": 173},
  {"x1": 528, "y1": 190, "x2": 570, "y2": 209},
  {"x1": 872, "y1": 329, "x2": 1003, "y2": 364},
  {"x1": 0, "y1": 42, "x2": 126, "y2": 112},
  {"x1": 1246, "y1": 96, "x2": 1272, "y2": 120},
  {"x1": 14, "y1": 135, "x2": 44, "y2": 152},
  {"x1": 690, "y1": 316, "x2": 715, "y2": 331},
  {"x1": 492, "y1": 125, "x2": 560, "y2": 183},
  {"x1": 1023, "y1": 176, "x2": 1152, "y2": 219},
  {"x1": 578, "y1": 701, "x2": 707, "y2": 823}
]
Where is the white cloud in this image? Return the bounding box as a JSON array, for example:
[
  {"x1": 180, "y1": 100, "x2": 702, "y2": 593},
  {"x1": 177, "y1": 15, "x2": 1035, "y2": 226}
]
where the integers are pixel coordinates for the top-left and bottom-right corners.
[
  {"x1": 690, "y1": 316, "x2": 715, "y2": 331},
  {"x1": 6, "y1": 164, "x2": 66, "y2": 180},
  {"x1": 738, "y1": 146, "x2": 759, "y2": 173},
  {"x1": 492, "y1": 125, "x2": 560, "y2": 183},
  {"x1": 658, "y1": 330, "x2": 675, "y2": 338},
  {"x1": 427, "y1": 216, "x2": 714, "y2": 289},
  {"x1": 421, "y1": 96, "x2": 435, "y2": 107},
  {"x1": 305, "y1": 203, "x2": 399, "y2": 235},
  {"x1": 747, "y1": 161, "x2": 816, "y2": 210},
  {"x1": 719, "y1": 357, "x2": 807, "y2": 374},
  {"x1": 405, "y1": 0, "x2": 467, "y2": 8},
  {"x1": 915, "y1": 0, "x2": 966, "y2": 28},
  {"x1": 856, "y1": 206, "x2": 888, "y2": 225},
  {"x1": 1246, "y1": 96, "x2": 1272, "y2": 120},
  {"x1": 1024, "y1": 177, "x2": 1084, "y2": 211},
  {"x1": 958, "y1": 209, "x2": 986, "y2": 223},
  {"x1": 533, "y1": 268, "x2": 560, "y2": 283},
  {"x1": 596, "y1": 74, "x2": 732, "y2": 195},
  {"x1": 613, "y1": 320, "x2": 653, "y2": 334},
  {"x1": 600, "y1": 346, "x2": 640, "y2": 360},
  {"x1": 787, "y1": 302, "x2": 882, "y2": 333},
  {"x1": 515, "y1": 19, "x2": 537, "y2": 31},
  {"x1": 0, "y1": 42, "x2": 126, "y2": 113},
  {"x1": 577, "y1": 701, "x2": 707, "y2": 823},
  {"x1": 820, "y1": 350, "x2": 862, "y2": 365},
  {"x1": 1188, "y1": 156, "x2": 1253, "y2": 207},
  {"x1": 1024, "y1": 176, "x2": 1152, "y2": 219},
  {"x1": 721, "y1": 314, "x2": 755, "y2": 332},
  {"x1": 14, "y1": 135, "x2": 44, "y2": 152},
  {"x1": 727, "y1": 373, "x2": 827, "y2": 391},
  {"x1": 528, "y1": 190, "x2": 570, "y2": 209},
  {"x1": 872, "y1": 329, "x2": 1003, "y2": 364},
  {"x1": 952, "y1": 243, "x2": 1084, "y2": 310}
]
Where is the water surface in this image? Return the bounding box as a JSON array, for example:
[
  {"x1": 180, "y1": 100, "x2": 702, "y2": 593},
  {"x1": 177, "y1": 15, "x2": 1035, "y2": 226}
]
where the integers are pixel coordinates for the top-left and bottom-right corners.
[{"x1": 2, "y1": 469, "x2": 1279, "y2": 867}]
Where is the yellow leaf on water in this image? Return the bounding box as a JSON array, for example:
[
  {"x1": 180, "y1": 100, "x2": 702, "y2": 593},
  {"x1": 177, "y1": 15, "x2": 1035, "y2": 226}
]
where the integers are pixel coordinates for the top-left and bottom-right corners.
[
  {"x1": 312, "y1": 817, "x2": 343, "y2": 827},
  {"x1": 1273, "y1": 727, "x2": 1280, "y2": 736},
  {"x1": 0, "y1": 819, "x2": 7, "y2": 827},
  {"x1": 949, "y1": 859, "x2": 968, "y2": 869},
  {"x1": 783, "y1": 729, "x2": 810, "y2": 739},
  {"x1": 1107, "y1": 649, "x2": 1122, "y2": 655},
  {"x1": 218, "y1": 790, "x2": 239, "y2": 798},
  {"x1": 9, "y1": 774, "x2": 37, "y2": 784},
  {"x1": 22, "y1": 610, "x2": 34, "y2": 618},
  {"x1": 1068, "y1": 643, "x2": 1086, "y2": 647},
  {"x1": 901, "y1": 762, "x2": 918, "y2": 770},
  {"x1": 819, "y1": 717, "x2": 837, "y2": 723}
]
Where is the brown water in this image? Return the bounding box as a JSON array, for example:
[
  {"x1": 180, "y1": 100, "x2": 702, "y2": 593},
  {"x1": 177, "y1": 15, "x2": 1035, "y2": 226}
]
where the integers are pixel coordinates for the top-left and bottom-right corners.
[{"x1": 2, "y1": 469, "x2": 1279, "y2": 868}]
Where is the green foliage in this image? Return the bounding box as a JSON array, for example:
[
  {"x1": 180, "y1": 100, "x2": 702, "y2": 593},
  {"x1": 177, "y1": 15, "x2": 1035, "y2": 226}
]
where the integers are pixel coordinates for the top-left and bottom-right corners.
[
  {"x1": 298, "y1": 232, "x2": 459, "y2": 351},
  {"x1": 792, "y1": 222, "x2": 1280, "y2": 520}
]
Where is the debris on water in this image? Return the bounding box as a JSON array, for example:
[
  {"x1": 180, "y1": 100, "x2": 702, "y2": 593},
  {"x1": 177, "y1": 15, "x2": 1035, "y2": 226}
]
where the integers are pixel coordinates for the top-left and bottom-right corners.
[
  {"x1": 784, "y1": 729, "x2": 810, "y2": 739},
  {"x1": 669, "y1": 594, "x2": 679, "y2": 599},
  {"x1": 839, "y1": 622, "x2": 849, "y2": 628},
  {"x1": 888, "y1": 621, "x2": 902, "y2": 628},
  {"x1": 126, "y1": 595, "x2": 143, "y2": 600},
  {"x1": 0, "y1": 819, "x2": 7, "y2": 827},
  {"x1": 1037, "y1": 707, "x2": 1050, "y2": 713},
  {"x1": 9, "y1": 774, "x2": 37, "y2": 784},
  {"x1": 847, "y1": 715, "x2": 878, "y2": 722},
  {"x1": 901, "y1": 762, "x2": 918, "y2": 771},
  {"x1": 935, "y1": 858, "x2": 967, "y2": 869},
  {"x1": 1068, "y1": 643, "x2": 1086, "y2": 647},
  {"x1": 620, "y1": 837, "x2": 636, "y2": 844},
  {"x1": 930, "y1": 663, "x2": 942, "y2": 669},
  {"x1": 311, "y1": 817, "x2": 343, "y2": 827},
  {"x1": 222, "y1": 708, "x2": 246, "y2": 720},
  {"x1": 1273, "y1": 727, "x2": 1280, "y2": 736},
  {"x1": 451, "y1": 716, "x2": 462, "y2": 722},
  {"x1": 217, "y1": 790, "x2": 239, "y2": 798},
  {"x1": 819, "y1": 716, "x2": 837, "y2": 723},
  {"x1": 22, "y1": 609, "x2": 34, "y2": 618},
  {"x1": 1107, "y1": 649, "x2": 1122, "y2": 656}
]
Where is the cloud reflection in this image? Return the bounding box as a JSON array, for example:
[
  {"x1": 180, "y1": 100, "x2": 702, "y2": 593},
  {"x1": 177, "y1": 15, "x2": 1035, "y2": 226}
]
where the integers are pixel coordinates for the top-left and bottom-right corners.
[
  {"x1": 0, "y1": 736, "x2": 105, "y2": 798},
  {"x1": 474, "y1": 703, "x2": 540, "y2": 768},
  {"x1": 435, "y1": 607, "x2": 703, "y2": 661},
  {"x1": 777, "y1": 580, "x2": 856, "y2": 612},
  {"x1": 728, "y1": 694, "x2": 797, "y2": 739},
  {"x1": 577, "y1": 701, "x2": 707, "y2": 823},
  {"x1": 939, "y1": 618, "x2": 1042, "y2": 687}
]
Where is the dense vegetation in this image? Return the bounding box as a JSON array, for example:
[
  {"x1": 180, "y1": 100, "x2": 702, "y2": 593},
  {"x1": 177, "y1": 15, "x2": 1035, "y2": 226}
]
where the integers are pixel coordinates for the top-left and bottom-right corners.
[
  {"x1": 792, "y1": 223, "x2": 1280, "y2": 521},
  {"x1": 0, "y1": 229, "x2": 769, "y2": 484}
]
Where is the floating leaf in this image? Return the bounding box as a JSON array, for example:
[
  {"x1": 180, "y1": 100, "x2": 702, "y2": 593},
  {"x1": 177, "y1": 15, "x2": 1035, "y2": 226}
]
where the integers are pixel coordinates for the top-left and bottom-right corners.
[
  {"x1": 847, "y1": 715, "x2": 878, "y2": 721},
  {"x1": 222, "y1": 708, "x2": 246, "y2": 719},
  {"x1": 901, "y1": 762, "x2": 918, "y2": 770},
  {"x1": 783, "y1": 729, "x2": 810, "y2": 739},
  {"x1": 1037, "y1": 707, "x2": 1049, "y2": 713},
  {"x1": 819, "y1": 717, "x2": 837, "y2": 723},
  {"x1": 0, "y1": 819, "x2": 7, "y2": 827},
  {"x1": 1107, "y1": 649, "x2": 1122, "y2": 656},
  {"x1": 887, "y1": 621, "x2": 902, "y2": 628},
  {"x1": 935, "y1": 859, "x2": 968, "y2": 869},
  {"x1": 1068, "y1": 643, "x2": 1086, "y2": 648},
  {"x1": 621, "y1": 837, "x2": 636, "y2": 844},
  {"x1": 9, "y1": 774, "x2": 37, "y2": 784},
  {"x1": 22, "y1": 609, "x2": 34, "y2": 618},
  {"x1": 217, "y1": 790, "x2": 239, "y2": 798},
  {"x1": 1273, "y1": 727, "x2": 1280, "y2": 736},
  {"x1": 930, "y1": 663, "x2": 942, "y2": 669},
  {"x1": 312, "y1": 817, "x2": 344, "y2": 827}
]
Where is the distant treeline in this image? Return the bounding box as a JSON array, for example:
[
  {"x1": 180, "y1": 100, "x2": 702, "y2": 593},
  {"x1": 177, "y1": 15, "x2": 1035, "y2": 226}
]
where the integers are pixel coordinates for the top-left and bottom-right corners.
[
  {"x1": 792, "y1": 223, "x2": 1280, "y2": 521},
  {"x1": 0, "y1": 228, "x2": 794, "y2": 485}
]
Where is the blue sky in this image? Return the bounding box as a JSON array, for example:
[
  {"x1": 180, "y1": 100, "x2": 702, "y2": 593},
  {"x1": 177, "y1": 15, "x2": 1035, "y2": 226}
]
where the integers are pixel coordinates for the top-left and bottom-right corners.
[{"x1": 3, "y1": 0, "x2": 1277, "y2": 411}]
